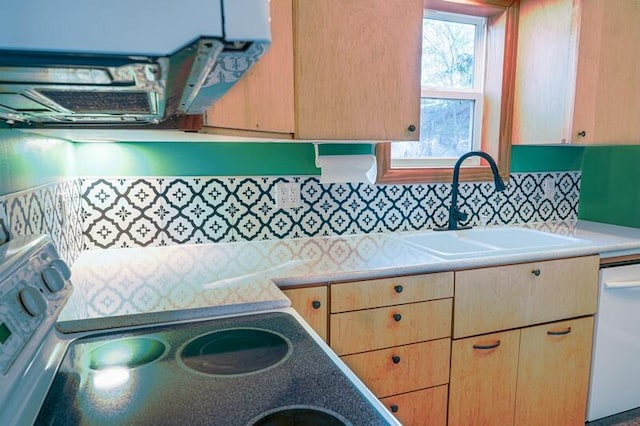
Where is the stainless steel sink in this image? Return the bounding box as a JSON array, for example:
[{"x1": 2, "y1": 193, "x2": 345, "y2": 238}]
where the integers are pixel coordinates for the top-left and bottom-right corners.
[{"x1": 393, "y1": 226, "x2": 589, "y2": 258}]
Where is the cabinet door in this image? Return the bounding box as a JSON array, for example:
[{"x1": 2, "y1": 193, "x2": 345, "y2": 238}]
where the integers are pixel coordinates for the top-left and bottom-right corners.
[
  {"x1": 282, "y1": 286, "x2": 327, "y2": 341},
  {"x1": 513, "y1": 0, "x2": 578, "y2": 144},
  {"x1": 380, "y1": 385, "x2": 448, "y2": 426},
  {"x1": 572, "y1": 0, "x2": 640, "y2": 144},
  {"x1": 514, "y1": 317, "x2": 594, "y2": 426},
  {"x1": 448, "y1": 329, "x2": 520, "y2": 426},
  {"x1": 293, "y1": 0, "x2": 422, "y2": 140},
  {"x1": 205, "y1": 0, "x2": 295, "y2": 134}
]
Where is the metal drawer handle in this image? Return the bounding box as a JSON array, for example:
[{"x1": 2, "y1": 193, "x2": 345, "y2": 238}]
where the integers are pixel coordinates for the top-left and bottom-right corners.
[
  {"x1": 394, "y1": 285, "x2": 403, "y2": 294},
  {"x1": 390, "y1": 404, "x2": 399, "y2": 413},
  {"x1": 393, "y1": 313, "x2": 402, "y2": 322},
  {"x1": 547, "y1": 326, "x2": 572, "y2": 336},
  {"x1": 473, "y1": 340, "x2": 501, "y2": 350},
  {"x1": 531, "y1": 268, "x2": 541, "y2": 277},
  {"x1": 311, "y1": 300, "x2": 321, "y2": 309},
  {"x1": 391, "y1": 355, "x2": 401, "y2": 364}
]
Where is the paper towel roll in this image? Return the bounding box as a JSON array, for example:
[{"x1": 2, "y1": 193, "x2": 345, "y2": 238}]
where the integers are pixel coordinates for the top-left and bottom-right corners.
[{"x1": 317, "y1": 155, "x2": 377, "y2": 184}]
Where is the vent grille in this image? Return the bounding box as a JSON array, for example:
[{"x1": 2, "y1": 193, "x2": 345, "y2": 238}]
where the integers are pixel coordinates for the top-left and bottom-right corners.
[{"x1": 37, "y1": 90, "x2": 152, "y2": 114}]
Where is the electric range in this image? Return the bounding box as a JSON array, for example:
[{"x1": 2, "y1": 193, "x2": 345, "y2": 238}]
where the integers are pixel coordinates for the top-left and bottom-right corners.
[{"x1": 0, "y1": 235, "x2": 399, "y2": 425}]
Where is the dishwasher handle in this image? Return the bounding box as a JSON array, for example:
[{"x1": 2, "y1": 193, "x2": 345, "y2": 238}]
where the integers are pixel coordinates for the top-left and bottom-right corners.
[{"x1": 604, "y1": 279, "x2": 640, "y2": 289}]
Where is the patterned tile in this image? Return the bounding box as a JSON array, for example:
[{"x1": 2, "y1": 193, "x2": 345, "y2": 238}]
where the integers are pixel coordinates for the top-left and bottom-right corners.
[
  {"x1": 0, "y1": 200, "x2": 8, "y2": 245},
  {"x1": 1, "y1": 180, "x2": 83, "y2": 264},
  {"x1": 81, "y1": 172, "x2": 581, "y2": 249}
]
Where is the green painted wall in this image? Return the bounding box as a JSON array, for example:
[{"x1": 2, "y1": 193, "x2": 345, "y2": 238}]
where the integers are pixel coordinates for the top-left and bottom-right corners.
[
  {"x1": 578, "y1": 145, "x2": 640, "y2": 228},
  {"x1": 510, "y1": 145, "x2": 584, "y2": 172},
  {"x1": 0, "y1": 129, "x2": 75, "y2": 196},
  {"x1": 73, "y1": 142, "x2": 374, "y2": 176},
  {"x1": 72, "y1": 141, "x2": 573, "y2": 177}
]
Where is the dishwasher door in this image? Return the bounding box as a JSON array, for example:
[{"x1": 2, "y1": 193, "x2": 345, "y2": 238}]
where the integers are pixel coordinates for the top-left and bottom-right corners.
[{"x1": 587, "y1": 263, "x2": 640, "y2": 421}]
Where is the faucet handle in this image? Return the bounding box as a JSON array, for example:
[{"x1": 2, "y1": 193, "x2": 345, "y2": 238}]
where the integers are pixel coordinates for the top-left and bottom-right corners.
[{"x1": 456, "y1": 209, "x2": 468, "y2": 222}]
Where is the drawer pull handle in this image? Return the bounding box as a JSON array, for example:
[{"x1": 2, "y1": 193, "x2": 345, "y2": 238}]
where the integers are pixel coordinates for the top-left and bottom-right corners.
[
  {"x1": 473, "y1": 340, "x2": 501, "y2": 350},
  {"x1": 311, "y1": 300, "x2": 321, "y2": 309},
  {"x1": 393, "y1": 313, "x2": 402, "y2": 322},
  {"x1": 531, "y1": 269, "x2": 541, "y2": 277},
  {"x1": 390, "y1": 404, "x2": 399, "y2": 413},
  {"x1": 394, "y1": 285, "x2": 403, "y2": 293},
  {"x1": 547, "y1": 326, "x2": 572, "y2": 336},
  {"x1": 391, "y1": 355, "x2": 401, "y2": 364}
]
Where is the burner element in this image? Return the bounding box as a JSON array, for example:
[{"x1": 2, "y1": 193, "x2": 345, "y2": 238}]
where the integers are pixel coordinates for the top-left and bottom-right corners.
[
  {"x1": 179, "y1": 328, "x2": 291, "y2": 376},
  {"x1": 250, "y1": 407, "x2": 349, "y2": 426},
  {"x1": 89, "y1": 337, "x2": 167, "y2": 370}
]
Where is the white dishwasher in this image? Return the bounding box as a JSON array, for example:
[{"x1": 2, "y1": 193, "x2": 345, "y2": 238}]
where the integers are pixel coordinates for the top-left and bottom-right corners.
[{"x1": 587, "y1": 261, "x2": 640, "y2": 421}]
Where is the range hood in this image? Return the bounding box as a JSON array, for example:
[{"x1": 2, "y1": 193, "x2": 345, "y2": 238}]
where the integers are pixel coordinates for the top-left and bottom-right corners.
[{"x1": 0, "y1": 0, "x2": 270, "y2": 128}]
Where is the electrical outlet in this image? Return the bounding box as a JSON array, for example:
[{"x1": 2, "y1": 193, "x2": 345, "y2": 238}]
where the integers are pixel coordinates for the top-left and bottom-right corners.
[
  {"x1": 542, "y1": 177, "x2": 556, "y2": 200},
  {"x1": 275, "y1": 182, "x2": 301, "y2": 209}
]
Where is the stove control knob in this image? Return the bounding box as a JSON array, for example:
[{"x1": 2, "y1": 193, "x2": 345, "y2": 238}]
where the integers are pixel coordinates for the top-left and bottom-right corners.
[
  {"x1": 19, "y1": 286, "x2": 48, "y2": 317},
  {"x1": 42, "y1": 267, "x2": 65, "y2": 293},
  {"x1": 50, "y1": 259, "x2": 72, "y2": 280}
]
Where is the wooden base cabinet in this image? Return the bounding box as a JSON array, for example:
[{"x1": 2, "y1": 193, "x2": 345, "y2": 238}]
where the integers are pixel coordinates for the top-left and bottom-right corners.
[
  {"x1": 282, "y1": 286, "x2": 328, "y2": 341},
  {"x1": 330, "y1": 273, "x2": 454, "y2": 426},
  {"x1": 449, "y1": 317, "x2": 594, "y2": 426}
]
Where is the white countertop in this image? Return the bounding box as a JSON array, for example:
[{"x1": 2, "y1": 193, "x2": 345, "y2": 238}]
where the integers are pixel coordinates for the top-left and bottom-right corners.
[{"x1": 58, "y1": 220, "x2": 640, "y2": 332}]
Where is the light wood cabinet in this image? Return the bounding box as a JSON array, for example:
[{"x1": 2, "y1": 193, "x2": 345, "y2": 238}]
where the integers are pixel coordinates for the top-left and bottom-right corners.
[
  {"x1": 284, "y1": 255, "x2": 598, "y2": 426},
  {"x1": 282, "y1": 286, "x2": 327, "y2": 341},
  {"x1": 449, "y1": 256, "x2": 598, "y2": 426},
  {"x1": 450, "y1": 317, "x2": 594, "y2": 426},
  {"x1": 453, "y1": 255, "x2": 599, "y2": 338},
  {"x1": 330, "y1": 273, "x2": 453, "y2": 426},
  {"x1": 204, "y1": 0, "x2": 422, "y2": 141},
  {"x1": 513, "y1": 0, "x2": 640, "y2": 144}
]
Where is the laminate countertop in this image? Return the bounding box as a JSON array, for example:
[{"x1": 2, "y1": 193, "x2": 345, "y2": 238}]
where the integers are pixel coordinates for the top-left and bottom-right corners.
[{"x1": 58, "y1": 219, "x2": 640, "y2": 332}]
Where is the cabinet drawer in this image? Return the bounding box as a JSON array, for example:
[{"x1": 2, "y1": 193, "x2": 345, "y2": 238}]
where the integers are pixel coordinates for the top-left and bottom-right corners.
[
  {"x1": 331, "y1": 272, "x2": 453, "y2": 313},
  {"x1": 330, "y1": 299, "x2": 452, "y2": 355},
  {"x1": 454, "y1": 255, "x2": 598, "y2": 338},
  {"x1": 380, "y1": 385, "x2": 448, "y2": 426},
  {"x1": 341, "y1": 339, "x2": 450, "y2": 398}
]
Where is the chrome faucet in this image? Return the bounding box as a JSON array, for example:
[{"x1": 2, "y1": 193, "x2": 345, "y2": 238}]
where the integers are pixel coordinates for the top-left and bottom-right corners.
[{"x1": 438, "y1": 151, "x2": 506, "y2": 231}]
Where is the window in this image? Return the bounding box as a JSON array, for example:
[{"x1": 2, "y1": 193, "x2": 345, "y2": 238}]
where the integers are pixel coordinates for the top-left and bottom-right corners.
[
  {"x1": 377, "y1": 0, "x2": 518, "y2": 184},
  {"x1": 393, "y1": 11, "x2": 486, "y2": 168}
]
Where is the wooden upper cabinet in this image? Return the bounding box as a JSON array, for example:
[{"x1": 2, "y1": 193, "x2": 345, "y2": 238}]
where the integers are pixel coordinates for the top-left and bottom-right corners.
[
  {"x1": 204, "y1": 0, "x2": 423, "y2": 141},
  {"x1": 293, "y1": 0, "x2": 422, "y2": 140},
  {"x1": 204, "y1": 0, "x2": 295, "y2": 135},
  {"x1": 513, "y1": 0, "x2": 640, "y2": 145}
]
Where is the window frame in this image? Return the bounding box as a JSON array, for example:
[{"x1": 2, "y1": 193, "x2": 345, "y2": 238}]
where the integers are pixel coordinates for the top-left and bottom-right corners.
[{"x1": 376, "y1": 0, "x2": 519, "y2": 184}]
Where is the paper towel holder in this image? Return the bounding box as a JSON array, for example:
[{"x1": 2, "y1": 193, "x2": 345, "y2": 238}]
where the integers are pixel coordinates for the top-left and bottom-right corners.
[{"x1": 313, "y1": 143, "x2": 378, "y2": 184}]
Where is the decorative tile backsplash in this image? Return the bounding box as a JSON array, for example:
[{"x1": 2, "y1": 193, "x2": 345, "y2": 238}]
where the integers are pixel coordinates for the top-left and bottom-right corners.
[
  {"x1": 81, "y1": 172, "x2": 580, "y2": 249},
  {"x1": 0, "y1": 180, "x2": 83, "y2": 264}
]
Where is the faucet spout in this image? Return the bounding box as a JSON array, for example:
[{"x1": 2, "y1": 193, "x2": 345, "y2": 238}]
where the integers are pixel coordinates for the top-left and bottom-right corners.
[{"x1": 438, "y1": 151, "x2": 506, "y2": 231}]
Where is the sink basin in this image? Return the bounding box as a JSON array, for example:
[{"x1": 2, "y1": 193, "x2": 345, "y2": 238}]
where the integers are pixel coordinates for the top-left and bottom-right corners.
[
  {"x1": 398, "y1": 232, "x2": 499, "y2": 257},
  {"x1": 395, "y1": 226, "x2": 589, "y2": 258}
]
